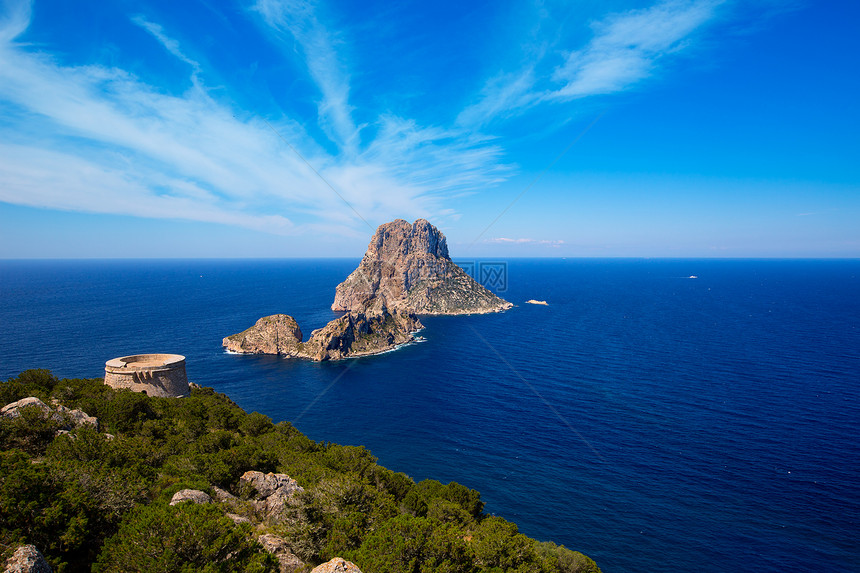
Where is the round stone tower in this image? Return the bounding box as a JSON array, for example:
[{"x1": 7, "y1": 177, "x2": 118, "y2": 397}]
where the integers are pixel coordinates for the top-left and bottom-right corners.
[{"x1": 104, "y1": 354, "x2": 189, "y2": 397}]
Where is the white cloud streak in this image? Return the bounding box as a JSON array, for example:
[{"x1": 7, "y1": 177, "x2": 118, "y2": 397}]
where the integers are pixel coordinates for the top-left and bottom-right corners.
[
  {"x1": 0, "y1": 0, "x2": 736, "y2": 244},
  {"x1": 0, "y1": 0, "x2": 29, "y2": 43},
  {"x1": 487, "y1": 237, "x2": 565, "y2": 247},
  {"x1": 0, "y1": 0, "x2": 510, "y2": 238},
  {"x1": 0, "y1": 143, "x2": 293, "y2": 232},
  {"x1": 460, "y1": 0, "x2": 724, "y2": 127},
  {"x1": 131, "y1": 15, "x2": 203, "y2": 86},
  {"x1": 252, "y1": 0, "x2": 358, "y2": 154},
  {"x1": 550, "y1": 0, "x2": 722, "y2": 100}
]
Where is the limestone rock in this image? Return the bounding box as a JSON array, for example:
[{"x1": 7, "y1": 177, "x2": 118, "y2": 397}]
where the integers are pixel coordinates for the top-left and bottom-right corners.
[
  {"x1": 1, "y1": 397, "x2": 51, "y2": 418},
  {"x1": 332, "y1": 219, "x2": 511, "y2": 315},
  {"x1": 240, "y1": 471, "x2": 302, "y2": 498},
  {"x1": 2, "y1": 398, "x2": 98, "y2": 432},
  {"x1": 301, "y1": 309, "x2": 422, "y2": 361},
  {"x1": 239, "y1": 471, "x2": 304, "y2": 517},
  {"x1": 310, "y1": 558, "x2": 362, "y2": 573},
  {"x1": 54, "y1": 404, "x2": 98, "y2": 430},
  {"x1": 224, "y1": 310, "x2": 422, "y2": 361},
  {"x1": 211, "y1": 485, "x2": 238, "y2": 503},
  {"x1": 169, "y1": 489, "x2": 212, "y2": 505},
  {"x1": 223, "y1": 314, "x2": 303, "y2": 355},
  {"x1": 258, "y1": 534, "x2": 305, "y2": 573},
  {"x1": 226, "y1": 513, "x2": 250, "y2": 525},
  {"x1": 3, "y1": 545, "x2": 52, "y2": 573}
]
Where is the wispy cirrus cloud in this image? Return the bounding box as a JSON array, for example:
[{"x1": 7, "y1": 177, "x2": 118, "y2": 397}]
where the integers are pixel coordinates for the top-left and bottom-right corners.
[
  {"x1": 0, "y1": 0, "x2": 744, "y2": 245},
  {"x1": 459, "y1": 0, "x2": 725, "y2": 127},
  {"x1": 0, "y1": 18, "x2": 317, "y2": 233},
  {"x1": 131, "y1": 15, "x2": 203, "y2": 86},
  {"x1": 0, "y1": 0, "x2": 510, "y2": 237},
  {"x1": 550, "y1": 0, "x2": 722, "y2": 100},
  {"x1": 487, "y1": 237, "x2": 565, "y2": 247},
  {"x1": 252, "y1": 0, "x2": 359, "y2": 154}
]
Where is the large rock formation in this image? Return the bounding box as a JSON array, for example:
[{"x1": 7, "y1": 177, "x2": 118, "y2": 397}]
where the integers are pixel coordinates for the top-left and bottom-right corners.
[
  {"x1": 223, "y1": 315, "x2": 303, "y2": 356},
  {"x1": 222, "y1": 218, "x2": 509, "y2": 361},
  {"x1": 222, "y1": 310, "x2": 421, "y2": 361},
  {"x1": 300, "y1": 310, "x2": 421, "y2": 361},
  {"x1": 333, "y1": 219, "x2": 512, "y2": 315}
]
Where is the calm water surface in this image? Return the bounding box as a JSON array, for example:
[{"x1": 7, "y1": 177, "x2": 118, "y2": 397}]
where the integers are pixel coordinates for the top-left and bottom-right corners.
[{"x1": 1, "y1": 258, "x2": 858, "y2": 572}]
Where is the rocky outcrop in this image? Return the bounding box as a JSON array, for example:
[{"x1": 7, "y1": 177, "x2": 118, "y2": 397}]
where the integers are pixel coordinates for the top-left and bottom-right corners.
[
  {"x1": 53, "y1": 403, "x2": 98, "y2": 429},
  {"x1": 301, "y1": 310, "x2": 422, "y2": 361},
  {"x1": 211, "y1": 485, "x2": 238, "y2": 503},
  {"x1": 332, "y1": 219, "x2": 511, "y2": 315},
  {"x1": 169, "y1": 489, "x2": 212, "y2": 506},
  {"x1": 3, "y1": 545, "x2": 52, "y2": 573},
  {"x1": 311, "y1": 558, "x2": 362, "y2": 573},
  {"x1": 223, "y1": 315, "x2": 303, "y2": 356},
  {"x1": 1, "y1": 398, "x2": 97, "y2": 433},
  {"x1": 1, "y1": 397, "x2": 52, "y2": 418},
  {"x1": 258, "y1": 534, "x2": 305, "y2": 573},
  {"x1": 239, "y1": 471, "x2": 304, "y2": 518}
]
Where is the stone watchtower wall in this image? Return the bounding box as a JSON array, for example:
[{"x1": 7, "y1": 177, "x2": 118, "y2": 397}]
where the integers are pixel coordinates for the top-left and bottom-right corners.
[{"x1": 104, "y1": 354, "x2": 189, "y2": 397}]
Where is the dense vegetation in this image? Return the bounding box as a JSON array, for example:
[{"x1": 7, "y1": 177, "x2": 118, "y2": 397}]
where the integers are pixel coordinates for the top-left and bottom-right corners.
[{"x1": 0, "y1": 370, "x2": 600, "y2": 573}]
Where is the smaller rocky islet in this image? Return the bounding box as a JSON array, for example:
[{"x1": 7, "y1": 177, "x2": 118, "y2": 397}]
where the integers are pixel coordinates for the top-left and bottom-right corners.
[{"x1": 223, "y1": 219, "x2": 512, "y2": 360}]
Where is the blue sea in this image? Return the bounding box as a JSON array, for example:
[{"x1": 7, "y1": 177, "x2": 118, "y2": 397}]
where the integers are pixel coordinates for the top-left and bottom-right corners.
[{"x1": 1, "y1": 258, "x2": 858, "y2": 572}]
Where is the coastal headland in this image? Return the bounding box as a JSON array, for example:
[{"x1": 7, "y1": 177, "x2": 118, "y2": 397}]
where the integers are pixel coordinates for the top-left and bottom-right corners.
[{"x1": 1, "y1": 368, "x2": 601, "y2": 572}]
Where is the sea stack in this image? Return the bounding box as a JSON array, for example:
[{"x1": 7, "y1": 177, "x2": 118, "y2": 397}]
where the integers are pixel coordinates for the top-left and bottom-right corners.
[
  {"x1": 333, "y1": 218, "x2": 512, "y2": 315},
  {"x1": 222, "y1": 219, "x2": 511, "y2": 360}
]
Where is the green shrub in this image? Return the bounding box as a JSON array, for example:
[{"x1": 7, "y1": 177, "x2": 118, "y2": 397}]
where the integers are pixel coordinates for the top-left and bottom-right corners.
[
  {"x1": 347, "y1": 514, "x2": 475, "y2": 573},
  {"x1": 471, "y1": 516, "x2": 540, "y2": 572},
  {"x1": 403, "y1": 479, "x2": 484, "y2": 522},
  {"x1": 241, "y1": 411, "x2": 274, "y2": 437},
  {"x1": 0, "y1": 402, "x2": 61, "y2": 455},
  {"x1": 94, "y1": 503, "x2": 277, "y2": 573},
  {"x1": 536, "y1": 541, "x2": 601, "y2": 573}
]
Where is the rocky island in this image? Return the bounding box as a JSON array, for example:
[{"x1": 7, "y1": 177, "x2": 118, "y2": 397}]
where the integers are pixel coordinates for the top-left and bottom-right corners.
[
  {"x1": 223, "y1": 310, "x2": 421, "y2": 361},
  {"x1": 332, "y1": 218, "x2": 512, "y2": 315},
  {"x1": 223, "y1": 219, "x2": 511, "y2": 360}
]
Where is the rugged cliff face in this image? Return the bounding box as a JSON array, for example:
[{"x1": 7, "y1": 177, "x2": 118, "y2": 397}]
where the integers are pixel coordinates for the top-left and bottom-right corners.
[
  {"x1": 332, "y1": 219, "x2": 512, "y2": 315},
  {"x1": 301, "y1": 310, "x2": 422, "y2": 361},
  {"x1": 222, "y1": 218, "x2": 509, "y2": 361},
  {"x1": 222, "y1": 311, "x2": 422, "y2": 361},
  {"x1": 222, "y1": 315, "x2": 303, "y2": 356}
]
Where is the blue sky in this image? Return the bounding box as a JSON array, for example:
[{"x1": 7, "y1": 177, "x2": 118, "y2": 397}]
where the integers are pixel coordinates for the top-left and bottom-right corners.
[{"x1": 0, "y1": 0, "x2": 857, "y2": 258}]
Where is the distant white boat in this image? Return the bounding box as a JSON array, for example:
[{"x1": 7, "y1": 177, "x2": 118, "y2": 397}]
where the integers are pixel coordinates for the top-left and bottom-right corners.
[
  {"x1": 526, "y1": 299, "x2": 548, "y2": 305},
  {"x1": 689, "y1": 275, "x2": 698, "y2": 279}
]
